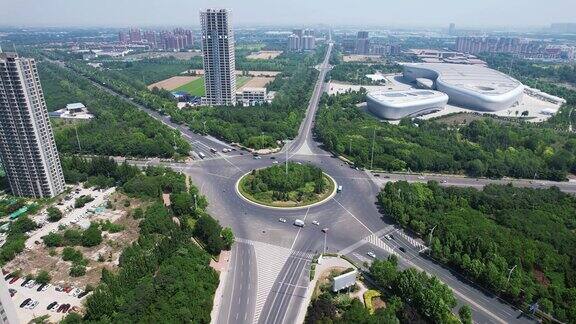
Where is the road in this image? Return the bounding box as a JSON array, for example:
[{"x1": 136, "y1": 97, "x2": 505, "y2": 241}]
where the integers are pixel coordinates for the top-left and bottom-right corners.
[{"x1": 70, "y1": 41, "x2": 542, "y2": 324}]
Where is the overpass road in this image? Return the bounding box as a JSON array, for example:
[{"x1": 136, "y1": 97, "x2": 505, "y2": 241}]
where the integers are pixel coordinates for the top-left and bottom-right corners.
[{"x1": 73, "y1": 41, "x2": 549, "y2": 323}]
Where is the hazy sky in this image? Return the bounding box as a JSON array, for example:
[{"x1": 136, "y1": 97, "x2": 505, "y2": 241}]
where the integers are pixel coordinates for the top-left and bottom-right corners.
[{"x1": 0, "y1": 0, "x2": 574, "y2": 28}]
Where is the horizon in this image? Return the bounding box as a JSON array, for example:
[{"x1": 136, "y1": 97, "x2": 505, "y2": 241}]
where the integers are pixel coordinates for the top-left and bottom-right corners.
[{"x1": 0, "y1": 0, "x2": 575, "y2": 29}]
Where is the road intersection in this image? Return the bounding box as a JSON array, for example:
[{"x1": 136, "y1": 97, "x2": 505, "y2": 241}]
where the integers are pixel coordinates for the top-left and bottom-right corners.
[{"x1": 75, "y1": 42, "x2": 547, "y2": 323}]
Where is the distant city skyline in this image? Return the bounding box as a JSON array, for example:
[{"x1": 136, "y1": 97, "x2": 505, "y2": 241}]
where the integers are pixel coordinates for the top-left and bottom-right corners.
[{"x1": 0, "y1": 0, "x2": 575, "y2": 28}]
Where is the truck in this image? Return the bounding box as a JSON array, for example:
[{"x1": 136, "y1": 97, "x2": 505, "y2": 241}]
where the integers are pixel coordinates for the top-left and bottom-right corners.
[{"x1": 294, "y1": 219, "x2": 305, "y2": 227}]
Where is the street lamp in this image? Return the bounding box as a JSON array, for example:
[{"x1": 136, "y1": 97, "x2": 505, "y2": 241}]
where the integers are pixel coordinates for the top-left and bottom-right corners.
[{"x1": 507, "y1": 264, "x2": 517, "y2": 285}]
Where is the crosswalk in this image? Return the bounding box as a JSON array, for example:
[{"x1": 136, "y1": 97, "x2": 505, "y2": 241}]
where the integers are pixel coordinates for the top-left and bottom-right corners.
[
  {"x1": 235, "y1": 238, "x2": 307, "y2": 324},
  {"x1": 364, "y1": 233, "x2": 398, "y2": 256},
  {"x1": 394, "y1": 230, "x2": 428, "y2": 252}
]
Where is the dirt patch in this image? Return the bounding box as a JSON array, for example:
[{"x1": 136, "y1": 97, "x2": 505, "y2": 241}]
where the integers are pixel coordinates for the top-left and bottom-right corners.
[
  {"x1": 239, "y1": 77, "x2": 275, "y2": 90},
  {"x1": 372, "y1": 296, "x2": 386, "y2": 310},
  {"x1": 147, "y1": 76, "x2": 199, "y2": 90},
  {"x1": 312, "y1": 267, "x2": 347, "y2": 298},
  {"x1": 246, "y1": 51, "x2": 283, "y2": 60},
  {"x1": 533, "y1": 268, "x2": 550, "y2": 287}
]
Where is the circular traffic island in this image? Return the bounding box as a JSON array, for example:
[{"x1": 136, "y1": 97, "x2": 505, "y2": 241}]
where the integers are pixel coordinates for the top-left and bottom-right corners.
[{"x1": 237, "y1": 162, "x2": 336, "y2": 209}]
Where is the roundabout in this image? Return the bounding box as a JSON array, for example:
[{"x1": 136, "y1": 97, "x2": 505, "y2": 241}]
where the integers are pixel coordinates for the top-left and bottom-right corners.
[{"x1": 235, "y1": 162, "x2": 337, "y2": 210}]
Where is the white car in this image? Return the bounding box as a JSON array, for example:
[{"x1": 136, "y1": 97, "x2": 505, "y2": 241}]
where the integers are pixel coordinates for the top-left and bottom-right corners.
[
  {"x1": 28, "y1": 301, "x2": 38, "y2": 309},
  {"x1": 312, "y1": 220, "x2": 320, "y2": 226},
  {"x1": 71, "y1": 288, "x2": 83, "y2": 297},
  {"x1": 41, "y1": 284, "x2": 51, "y2": 292},
  {"x1": 384, "y1": 234, "x2": 392, "y2": 240},
  {"x1": 26, "y1": 280, "x2": 36, "y2": 288},
  {"x1": 367, "y1": 251, "x2": 376, "y2": 258},
  {"x1": 278, "y1": 218, "x2": 287, "y2": 223},
  {"x1": 272, "y1": 161, "x2": 279, "y2": 164}
]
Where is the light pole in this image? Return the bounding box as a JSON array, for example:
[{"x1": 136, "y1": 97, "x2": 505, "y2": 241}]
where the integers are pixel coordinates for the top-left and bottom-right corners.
[
  {"x1": 506, "y1": 264, "x2": 517, "y2": 285},
  {"x1": 370, "y1": 126, "x2": 376, "y2": 170},
  {"x1": 193, "y1": 194, "x2": 197, "y2": 210},
  {"x1": 285, "y1": 146, "x2": 288, "y2": 175},
  {"x1": 428, "y1": 225, "x2": 437, "y2": 246}
]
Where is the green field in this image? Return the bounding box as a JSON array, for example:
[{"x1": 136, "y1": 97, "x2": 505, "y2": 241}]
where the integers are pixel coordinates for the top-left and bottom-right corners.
[{"x1": 174, "y1": 76, "x2": 252, "y2": 97}]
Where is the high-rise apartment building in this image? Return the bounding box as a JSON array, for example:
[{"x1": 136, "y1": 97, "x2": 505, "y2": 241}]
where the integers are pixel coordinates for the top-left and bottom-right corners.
[
  {"x1": 448, "y1": 23, "x2": 456, "y2": 35},
  {"x1": 356, "y1": 31, "x2": 370, "y2": 55},
  {"x1": 0, "y1": 280, "x2": 17, "y2": 323},
  {"x1": 200, "y1": 9, "x2": 236, "y2": 106},
  {"x1": 0, "y1": 53, "x2": 65, "y2": 198}
]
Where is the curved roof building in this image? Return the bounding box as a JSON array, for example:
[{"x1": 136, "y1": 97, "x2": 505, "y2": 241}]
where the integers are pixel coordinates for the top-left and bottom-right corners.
[
  {"x1": 403, "y1": 63, "x2": 524, "y2": 111},
  {"x1": 366, "y1": 90, "x2": 449, "y2": 120}
]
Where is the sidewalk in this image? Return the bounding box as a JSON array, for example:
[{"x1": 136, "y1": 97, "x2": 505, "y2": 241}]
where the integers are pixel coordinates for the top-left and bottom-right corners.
[{"x1": 209, "y1": 248, "x2": 232, "y2": 324}]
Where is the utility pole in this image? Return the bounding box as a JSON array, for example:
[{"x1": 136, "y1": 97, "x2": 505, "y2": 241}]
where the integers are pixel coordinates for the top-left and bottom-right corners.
[
  {"x1": 507, "y1": 264, "x2": 517, "y2": 285},
  {"x1": 370, "y1": 126, "x2": 376, "y2": 170}
]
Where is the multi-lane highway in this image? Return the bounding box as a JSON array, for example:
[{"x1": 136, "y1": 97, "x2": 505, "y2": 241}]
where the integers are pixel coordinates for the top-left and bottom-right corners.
[{"x1": 71, "y1": 40, "x2": 548, "y2": 323}]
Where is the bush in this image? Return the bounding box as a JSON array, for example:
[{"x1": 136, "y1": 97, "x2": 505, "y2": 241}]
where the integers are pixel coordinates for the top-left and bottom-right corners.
[
  {"x1": 70, "y1": 264, "x2": 86, "y2": 277},
  {"x1": 74, "y1": 195, "x2": 94, "y2": 208},
  {"x1": 35, "y1": 270, "x2": 51, "y2": 285},
  {"x1": 63, "y1": 229, "x2": 83, "y2": 245},
  {"x1": 82, "y1": 224, "x2": 103, "y2": 247},
  {"x1": 221, "y1": 227, "x2": 234, "y2": 250},
  {"x1": 42, "y1": 232, "x2": 64, "y2": 247},
  {"x1": 364, "y1": 290, "x2": 381, "y2": 315},
  {"x1": 62, "y1": 247, "x2": 84, "y2": 263},
  {"x1": 459, "y1": 305, "x2": 472, "y2": 324},
  {"x1": 46, "y1": 207, "x2": 63, "y2": 222}
]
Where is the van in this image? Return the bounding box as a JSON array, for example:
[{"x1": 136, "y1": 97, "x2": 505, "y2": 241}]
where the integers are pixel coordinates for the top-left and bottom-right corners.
[{"x1": 294, "y1": 219, "x2": 305, "y2": 227}]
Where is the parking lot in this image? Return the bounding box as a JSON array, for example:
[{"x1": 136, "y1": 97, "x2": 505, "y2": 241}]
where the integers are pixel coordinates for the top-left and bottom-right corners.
[{"x1": 4, "y1": 273, "x2": 88, "y2": 322}]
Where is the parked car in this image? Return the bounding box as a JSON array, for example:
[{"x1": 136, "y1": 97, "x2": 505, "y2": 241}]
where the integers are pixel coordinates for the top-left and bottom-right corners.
[
  {"x1": 19, "y1": 298, "x2": 31, "y2": 308},
  {"x1": 9, "y1": 276, "x2": 19, "y2": 284},
  {"x1": 77, "y1": 290, "x2": 89, "y2": 298},
  {"x1": 20, "y1": 278, "x2": 31, "y2": 287},
  {"x1": 322, "y1": 228, "x2": 329, "y2": 233},
  {"x1": 4, "y1": 273, "x2": 13, "y2": 280},
  {"x1": 47, "y1": 301, "x2": 58, "y2": 310},
  {"x1": 55, "y1": 285, "x2": 64, "y2": 292},
  {"x1": 278, "y1": 218, "x2": 287, "y2": 223},
  {"x1": 41, "y1": 283, "x2": 51, "y2": 292},
  {"x1": 63, "y1": 286, "x2": 73, "y2": 293},
  {"x1": 71, "y1": 288, "x2": 83, "y2": 297},
  {"x1": 25, "y1": 280, "x2": 36, "y2": 288},
  {"x1": 312, "y1": 220, "x2": 320, "y2": 226},
  {"x1": 36, "y1": 283, "x2": 46, "y2": 291},
  {"x1": 27, "y1": 301, "x2": 38, "y2": 309},
  {"x1": 8, "y1": 288, "x2": 16, "y2": 297}
]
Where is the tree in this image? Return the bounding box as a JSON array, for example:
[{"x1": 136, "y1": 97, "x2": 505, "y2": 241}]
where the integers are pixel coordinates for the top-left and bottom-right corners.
[
  {"x1": 370, "y1": 256, "x2": 398, "y2": 288},
  {"x1": 46, "y1": 207, "x2": 63, "y2": 222},
  {"x1": 459, "y1": 305, "x2": 473, "y2": 324},
  {"x1": 35, "y1": 270, "x2": 51, "y2": 285},
  {"x1": 171, "y1": 192, "x2": 193, "y2": 217},
  {"x1": 82, "y1": 224, "x2": 103, "y2": 247},
  {"x1": 42, "y1": 232, "x2": 64, "y2": 247},
  {"x1": 221, "y1": 227, "x2": 234, "y2": 250},
  {"x1": 70, "y1": 264, "x2": 86, "y2": 277},
  {"x1": 193, "y1": 215, "x2": 224, "y2": 255}
]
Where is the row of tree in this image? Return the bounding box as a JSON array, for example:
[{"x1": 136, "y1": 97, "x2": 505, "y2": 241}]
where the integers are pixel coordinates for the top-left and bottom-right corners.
[
  {"x1": 378, "y1": 181, "x2": 576, "y2": 322},
  {"x1": 39, "y1": 62, "x2": 191, "y2": 158}
]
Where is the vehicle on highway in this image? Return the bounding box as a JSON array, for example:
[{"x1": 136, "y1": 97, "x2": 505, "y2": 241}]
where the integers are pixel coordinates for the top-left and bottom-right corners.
[
  {"x1": 399, "y1": 246, "x2": 407, "y2": 253},
  {"x1": 312, "y1": 220, "x2": 320, "y2": 226},
  {"x1": 278, "y1": 218, "x2": 287, "y2": 223},
  {"x1": 417, "y1": 176, "x2": 425, "y2": 180},
  {"x1": 19, "y1": 298, "x2": 31, "y2": 308},
  {"x1": 210, "y1": 148, "x2": 217, "y2": 153},
  {"x1": 294, "y1": 219, "x2": 305, "y2": 227},
  {"x1": 253, "y1": 156, "x2": 261, "y2": 160},
  {"x1": 270, "y1": 156, "x2": 276, "y2": 160},
  {"x1": 322, "y1": 228, "x2": 329, "y2": 233},
  {"x1": 337, "y1": 185, "x2": 343, "y2": 193},
  {"x1": 374, "y1": 174, "x2": 380, "y2": 177},
  {"x1": 198, "y1": 152, "x2": 206, "y2": 159},
  {"x1": 272, "y1": 161, "x2": 279, "y2": 164},
  {"x1": 384, "y1": 234, "x2": 392, "y2": 240},
  {"x1": 440, "y1": 180, "x2": 447, "y2": 183},
  {"x1": 222, "y1": 148, "x2": 231, "y2": 153},
  {"x1": 367, "y1": 251, "x2": 376, "y2": 258}
]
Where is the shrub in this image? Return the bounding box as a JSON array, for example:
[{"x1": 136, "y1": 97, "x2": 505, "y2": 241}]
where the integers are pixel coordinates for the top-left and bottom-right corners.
[
  {"x1": 46, "y1": 207, "x2": 63, "y2": 222},
  {"x1": 364, "y1": 290, "x2": 381, "y2": 314},
  {"x1": 70, "y1": 264, "x2": 86, "y2": 277},
  {"x1": 35, "y1": 270, "x2": 51, "y2": 285},
  {"x1": 81, "y1": 224, "x2": 102, "y2": 247},
  {"x1": 43, "y1": 232, "x2": 64, "y2": 247}
]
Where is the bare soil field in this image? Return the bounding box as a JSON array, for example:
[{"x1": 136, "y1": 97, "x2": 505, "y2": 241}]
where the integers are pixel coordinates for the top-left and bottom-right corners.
[
  {"x1": 147, "y1": 76, "x2": 199, "y2": 90},
  {"x1": 246, "y1": 50, "x2": 283, "y2": 60},
  {"x1": 343, "y1": 54, "x2": 384, "y2": 63},
  {"x1": 239, "y1": 76, "x2": 275, "y2": 89}
]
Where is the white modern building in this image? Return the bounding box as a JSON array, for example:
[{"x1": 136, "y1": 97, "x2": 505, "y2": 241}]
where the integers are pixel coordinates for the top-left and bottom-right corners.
[
  {"x1": 0, "y1": 279, "x2": 18, "y2": 324},
  {"x1": 403, "y1": 63, "x2": 524, "y2": 111},
  {"x1": 200, "y1": 9, "x2": 236, "y2": 106},
  {"x1": 48, "y1": 102, "x2": 94, "y2": 120},
  {"x1": 0, "y1": 52, "x2": 66, "y2": 198},
  {"x1": 366, "y1": 90, "x2": 449, "y2": 120}
]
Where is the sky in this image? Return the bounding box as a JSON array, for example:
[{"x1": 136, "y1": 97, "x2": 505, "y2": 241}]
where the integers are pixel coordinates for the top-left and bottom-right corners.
[{"x1": 0, "y1": 0, "x2": 575, "y2": 28}]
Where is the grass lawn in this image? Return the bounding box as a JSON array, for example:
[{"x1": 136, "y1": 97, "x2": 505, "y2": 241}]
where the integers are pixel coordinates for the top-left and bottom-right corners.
[{"x1": 174, "y1": 76, "x2": 252, "y2": 97}]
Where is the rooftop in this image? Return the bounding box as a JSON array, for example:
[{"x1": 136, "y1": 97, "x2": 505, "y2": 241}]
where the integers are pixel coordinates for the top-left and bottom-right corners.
[
  {"x1": 368, "y1": 89, "x2": 448, "y2": 104},
  {"x1": 404, "y1": 63, "x2": 522, "y2": 96}
]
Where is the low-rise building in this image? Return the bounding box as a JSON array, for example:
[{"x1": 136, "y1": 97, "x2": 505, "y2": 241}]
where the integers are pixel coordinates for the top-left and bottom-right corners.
[
  {"x1": 236, "y1": 88, "x2": 268, "y2": 106},
  {"x1": 49, "y1": 103, "x2": 94, "y2": 120}
]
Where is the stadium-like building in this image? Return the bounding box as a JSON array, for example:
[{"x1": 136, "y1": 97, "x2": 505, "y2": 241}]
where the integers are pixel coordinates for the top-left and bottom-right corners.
[
  {"x1": 403, "y1": 63, "x2": 524, "y2": 111},
  {"x1": 366, "y1": 90, "x2": 449, "y2": 120}
]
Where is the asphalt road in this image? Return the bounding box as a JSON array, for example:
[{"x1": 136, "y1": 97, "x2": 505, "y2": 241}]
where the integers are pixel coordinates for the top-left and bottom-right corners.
[{"x1": 70, "y1": 42, "x2": 542, "y2": 324}]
